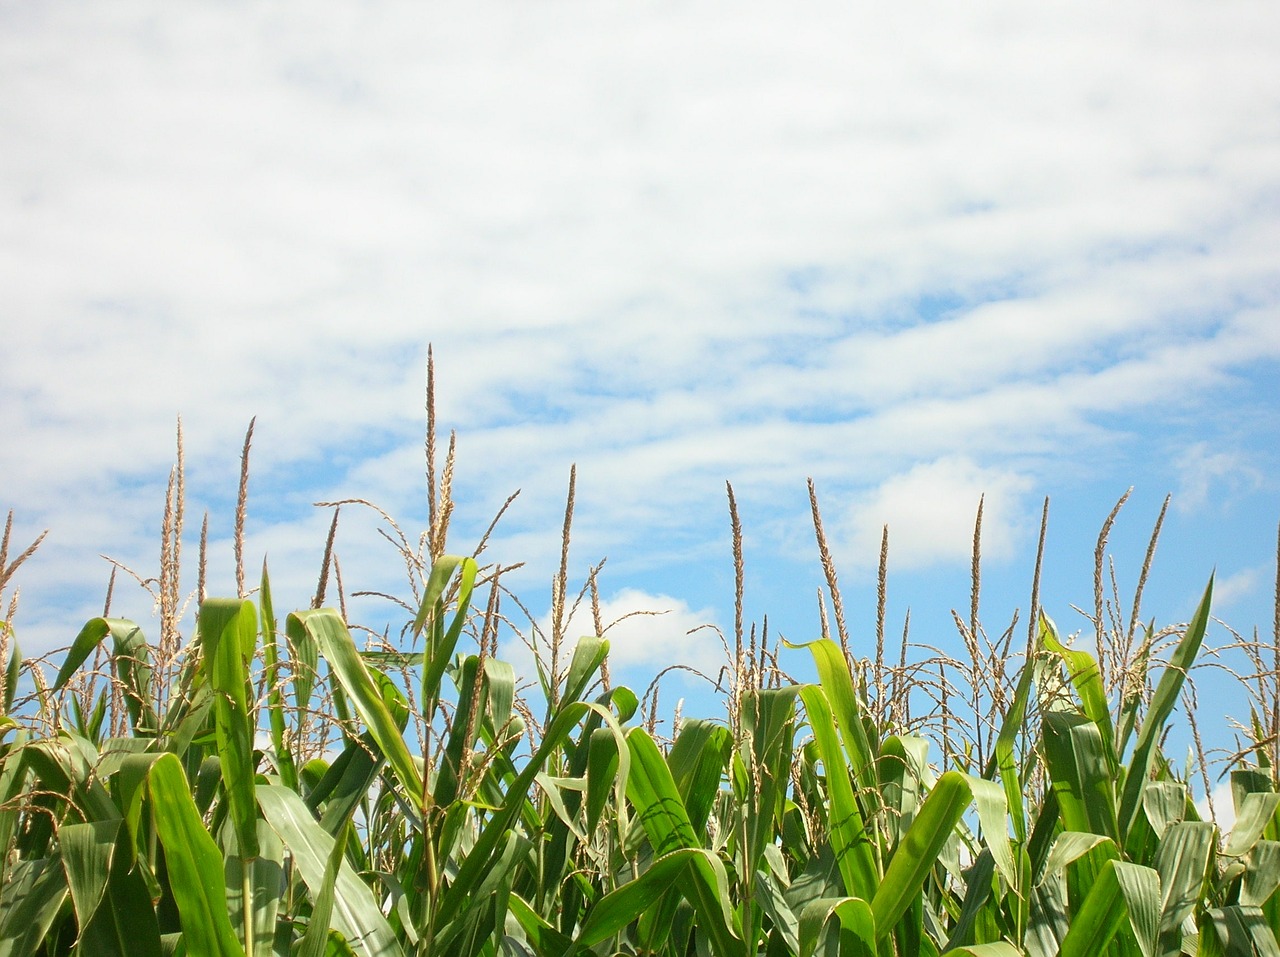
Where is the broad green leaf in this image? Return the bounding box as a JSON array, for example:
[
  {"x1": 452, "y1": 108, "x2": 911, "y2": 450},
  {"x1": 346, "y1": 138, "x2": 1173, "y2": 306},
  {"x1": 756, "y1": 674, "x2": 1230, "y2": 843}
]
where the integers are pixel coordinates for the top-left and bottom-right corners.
[
  {"x1": 508, "y1": 894, "x2": 572, "y2": 957},
  {"x1": 1199, "y1": 905, "x2": 1280, "y2": 957},
  {"x1": 1156, "y1": 822, "x2": 1214, "y2": 936},
  {"x1": 52, "y1": 618, "x2": 157, "y2": 732},
  {"x1": 0, "y1": 858, "x2": 69, "y2": 957},
  {"x1": 52, "y1": 617, "x2": 111, "y2": 692},
  {"x1": 224, "y1": 821, "x2": 285, "y2": 957},
  {"x1": 2, "y1": 638, "x2": 20, "y2": 714},
  {"x1": 434, "y1": 701, "x2": 628, "y2": 940},
  {"x1": 1225, "y1": 792, "x2": 1280, "y2": 859},
  {"x1": 61, "y1": 820, "x2": 163, "y2": 957},
  {"x1": 257, "y1": 784, "x2": 403, "y2": 957},
  {"x1": 199, "y1": 597, "x2": 260, "y2": 860},
  {"x1": 968, "y1": 774, "x2": 1018, "y2": 892},
  {"x1": 1041, "y1": 831, "x2": 1118, "y2": 879},
  {"x1": 297, "y1": 820, "x2": 351, "y2": 957},
  {"x1": 797, "y1": 897, "x2": 876, "y2": 957},
  {"x1": 625, "y1": 725, "x2": 699, "y2": 854},
  {"x1": 562, "y1": 635, "x2": 608, "y2": 705},
  {"x1": 571, "y1": 848, "x2": 744, "y2": 957},
  {"x1": 1057, "y1": 859, "x2": 1160, "y2": 957},
  {"x1": 23, "y1": 734, "x2": 120, "y2": 823},
  {"x1": 741, "y1": 686, "x2": 800, "y2": 879},
  {"x1": 798, "y1": 684, "x2": 879, "y2": 901},
  {"x1": 148, "y1": 753, "x2": 245, "y2": 957},
  {"x1": 1143, "y1": 780, "x2": 1189, "y2": 839},
  {"x1": 258, "y1": 561, "x2": 297, "y2": 792},
  {"x1": 1042, "y1": 710, "x2": 1119, "y2": 839},
  {"x1": 1243, "y1": 841, "x2": 1280, "y2": 907},
  {"x1": 667, "y1": 719, "x2": 733, "y2": 835},
  {"x1": 791, "y1": 638, "x2": 879, "y2": 803},
  {"x1": 871, "y1": 770, "x2": 973, "y2": 940},
  {"x1": 754, "y1": 867, "x2": 800, "y2": 955},
  {"x1": 412, "y1": 555, "x2": 477, "y2": 715}
]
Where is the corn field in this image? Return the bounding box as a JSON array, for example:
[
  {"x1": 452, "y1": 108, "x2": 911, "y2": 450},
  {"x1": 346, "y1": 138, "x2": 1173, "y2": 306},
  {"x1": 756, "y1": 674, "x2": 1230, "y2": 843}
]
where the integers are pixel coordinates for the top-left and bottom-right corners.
[{"x1": 2, "y1": 381, "x2": 1280, "y2": 957}]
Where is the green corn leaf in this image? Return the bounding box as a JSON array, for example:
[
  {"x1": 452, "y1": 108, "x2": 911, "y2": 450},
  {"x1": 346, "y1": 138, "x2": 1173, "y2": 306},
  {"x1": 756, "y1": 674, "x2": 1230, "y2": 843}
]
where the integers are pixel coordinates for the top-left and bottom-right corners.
[
  {"x1": 257, "y1": 784, "x2": 403, "y2": 957},
  {"x1": 199, "y1": 597, "x2": 260, "y2": 861},
  {"x1": 983, "y1": 634, "x2": 1034, "y2": 844},
  {"x1": 483, "y1": 656, "x2": 516, "y2": 739},
  {"x1": 968, "y1": 774, "x2": 1018, "y2": 892},
  {"x1": 258, "y1": 561, "x2": 297, "y2": 793},
  {"x1": 436, "y1": 700, "x2": 628, "y2": 936},
  {"x1": 939, "y1": 945, "x2": 1024, "y2": 957},
  {"x1": 754, "y1": 866, "x2": 801, "y2": 955},
  {"x1": 791, "y1": 638, "x2": 879, "y2": 803},
  {"x1": 571, "y1": 847, "x2": 744, "y2": 957},
  {"x1": 434, "y1": 653, "x2": 481, "y2": 808},
  {"x1": 796, "y1": 897, "x2": 876, "y2": 957},
  {"x1": 1242, "y1": 841, "x2": 1280, "y2": 907},
  {"x1": 1118, "y1": 576, "x2": 1213, "y2": 844},
  {"x1": 799, "y1": 684, "x2": 879, "y2": 901},
  {"x1": 941, "y1": 848, "x2": 996, "y2": 952},
  {"x1": 626, "y1": 725, "x2": 699, "y2": 854},
  {"x1": 1042, "y1": 709, "x2": 1120, "y2": 840},
  {"x1": 1041, "y1": 613, "x2": 1117, "y2": 774},
  {"x1": 53, "y1": 618, "x2": 157, "y2": 733},
  {"x1": 1143, "y1": 780, "x2": 1190, "y2": 839},
  {"x1": 413, "y1": 555, "x2": 477, "y2": 713},
  {"x1": 667, "y1": 719, "x2": 733, "y2": 836},
  {"x1": 1199, "y1": 905, "x2": 1280, "y2": 957},
  {"x1": 585, "y1": 726, "x2": 621, "y2": 835},
  {"x1": 148, "y1": 752, "x2": 245, "y2": 957},
  {"x1": 1225, "y1": 792, "x2": 1280, "y2": 859},
  {"x1": 871, "y1": 770, "x2": 973, "y2": 940},
  {"x1": 508, "y1": 893, "x2": 573, "y2": 957},
  {"x1": 52, "y1": 617, "x2": 111, "y2": 692},
  {"x1": 1156, "y1": 821, "x2": 1215, "y2": 953},
  {"x1": 223, "y1": 822, "x2": 285, "y2": 957},
  {"x1": 1057, "y1": 858, "x2": 1160, "y2": 957},
  {"x1": 23, "y1": 734, "x2": 121, "y2": 824},
  {"x1": 1042, "y1": 831, "x2": 1119, "y2": 880},
  {"x1": 61, "y1": 820, "x2": 163, "y2": 957},
  {"x1": 289, "y1": 608, "x2": 424, "y2": 808},
  {"x1": 740, "y1": 687, "x2": 800, "y2": 879},
  {"x1": 0, "y1": 857, "x2": 69, "y2": 957},
  {"x1": 297, "y1": 820, "x2": 351, "y2": 957},
  {"x1": 562, "y1": 635, "x2": 609, "y2": 706}
]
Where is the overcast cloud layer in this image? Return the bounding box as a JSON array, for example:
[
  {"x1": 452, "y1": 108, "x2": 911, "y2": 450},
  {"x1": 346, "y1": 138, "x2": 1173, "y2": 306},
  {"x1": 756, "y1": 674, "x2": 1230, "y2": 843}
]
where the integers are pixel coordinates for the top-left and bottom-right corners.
[{"x1": 2, "y1": 2, "x2": 1279, "y2": 706}]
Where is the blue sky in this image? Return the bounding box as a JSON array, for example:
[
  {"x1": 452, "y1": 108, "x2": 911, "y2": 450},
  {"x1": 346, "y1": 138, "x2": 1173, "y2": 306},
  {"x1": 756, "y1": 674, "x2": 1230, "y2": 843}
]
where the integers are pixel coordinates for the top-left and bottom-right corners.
[{"x1": 3, "y1": 2, "x2": 1279, "y2": 781}]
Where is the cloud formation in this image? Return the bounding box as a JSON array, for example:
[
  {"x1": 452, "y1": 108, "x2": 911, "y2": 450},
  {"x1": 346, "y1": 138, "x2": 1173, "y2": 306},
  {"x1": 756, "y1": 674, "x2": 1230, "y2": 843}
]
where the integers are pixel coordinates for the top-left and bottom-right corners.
[{"x1": 2, "y1": 1, "x2": 1278, "y2": 665}]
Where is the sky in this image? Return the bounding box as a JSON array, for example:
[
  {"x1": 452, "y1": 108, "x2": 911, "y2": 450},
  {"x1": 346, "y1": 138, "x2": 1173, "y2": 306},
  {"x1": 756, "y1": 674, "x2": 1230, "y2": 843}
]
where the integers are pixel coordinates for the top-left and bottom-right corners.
[{"x1": 3, "y1": 2, "x2": 1280, "y2": 777}]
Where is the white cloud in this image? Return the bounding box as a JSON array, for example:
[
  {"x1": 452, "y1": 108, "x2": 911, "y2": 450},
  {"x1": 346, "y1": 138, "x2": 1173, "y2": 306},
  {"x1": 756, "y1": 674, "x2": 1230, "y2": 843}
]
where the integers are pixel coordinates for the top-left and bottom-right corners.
[
  {"x1": 1195, "y1": 779, "x2": 1236, "y2": 833},
  {"x1": 1174, "y1": 443, "x2": 1263, "y2": 514},
  {"x1": 1211, "y1": 568, "x2": 1261, "y2": 611},
  {"x1": 841, "y1": 457, "x2": 1035, "y2": 571},
  {"x1": 1, "y1": 0, "x2": 1278, "y2": 665}
]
